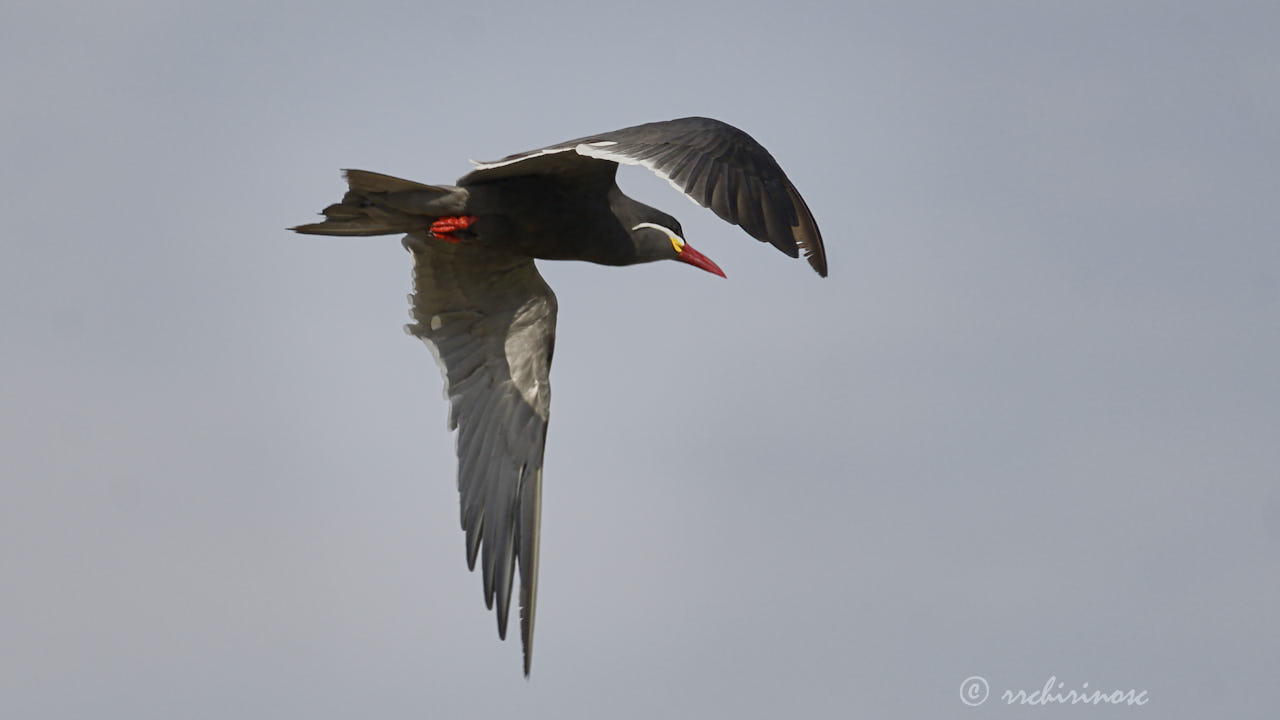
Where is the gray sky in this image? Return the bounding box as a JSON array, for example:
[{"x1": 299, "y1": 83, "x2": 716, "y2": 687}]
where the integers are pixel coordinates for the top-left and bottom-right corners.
[{"x1": 2, "y1": 1, "x2": 1277, "y2": 717}]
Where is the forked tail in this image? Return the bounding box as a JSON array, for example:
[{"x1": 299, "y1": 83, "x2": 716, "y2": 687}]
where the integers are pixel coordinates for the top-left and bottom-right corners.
[{"x1": 291, "y1": 170, "x2": 468, "y2": 236}]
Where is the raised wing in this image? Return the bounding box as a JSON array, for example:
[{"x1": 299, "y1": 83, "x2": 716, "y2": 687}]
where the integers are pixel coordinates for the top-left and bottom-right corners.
[
  {"x1": 459, "y1": 117, "x2": 827, "y2": 276},
  {"x1": 402, "y1": 233, "x2": 558, "y2": 676}
]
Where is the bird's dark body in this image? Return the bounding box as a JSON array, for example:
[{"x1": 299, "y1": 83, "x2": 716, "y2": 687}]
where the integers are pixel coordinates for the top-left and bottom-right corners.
[
  {"x1": 456, "y1": 174, "x2": 652, "y2": 265},
  {"x1": 291, "y1": 117, "x2": 825, "y2": 676}
]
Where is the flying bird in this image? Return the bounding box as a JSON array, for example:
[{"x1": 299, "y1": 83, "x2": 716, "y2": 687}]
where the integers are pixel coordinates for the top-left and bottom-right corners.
[{"x1": 292, "y1": 117, "x2": 826, "y2": 675}]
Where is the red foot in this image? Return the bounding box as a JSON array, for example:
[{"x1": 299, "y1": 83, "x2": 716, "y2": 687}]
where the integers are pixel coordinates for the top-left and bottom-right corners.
[{"x1": 430, "y1": 215, "x2": 479, "y2": 243}]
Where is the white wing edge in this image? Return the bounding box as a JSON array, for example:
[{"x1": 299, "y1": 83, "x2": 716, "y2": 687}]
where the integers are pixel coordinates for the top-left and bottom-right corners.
[{"x1": 467, "y1": 141, "x2": 703, "y2": 209}]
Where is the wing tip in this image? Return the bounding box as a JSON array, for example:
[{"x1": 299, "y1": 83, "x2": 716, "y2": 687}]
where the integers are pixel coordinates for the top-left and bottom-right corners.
[
  {"x1": 806, "y1": 250, "x2": 829, "y2": 277},
  {"x1": 787, "y1": 186, "x2": 828, "y2": 277}
]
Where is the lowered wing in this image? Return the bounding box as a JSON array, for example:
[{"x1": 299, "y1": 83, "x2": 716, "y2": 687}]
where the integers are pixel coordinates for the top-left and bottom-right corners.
[{"x1": 403, "y1": 234, "x2": 558, "y2": 677}]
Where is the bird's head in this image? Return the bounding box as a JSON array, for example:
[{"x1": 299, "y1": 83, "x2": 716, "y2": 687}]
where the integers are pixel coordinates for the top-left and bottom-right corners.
[{"x1": 629, "y1": 221, "x2": 726, "y2": 278}]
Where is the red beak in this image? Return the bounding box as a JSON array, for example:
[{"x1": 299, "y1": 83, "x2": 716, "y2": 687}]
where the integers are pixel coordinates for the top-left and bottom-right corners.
[{"x1": 676, "y1": 243, "x2": 726, "y2": 278}]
